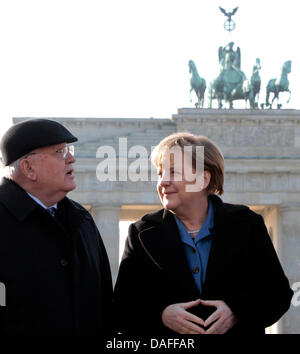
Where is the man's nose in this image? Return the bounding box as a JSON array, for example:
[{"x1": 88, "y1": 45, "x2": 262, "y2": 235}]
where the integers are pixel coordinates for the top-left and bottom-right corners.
[{"x1": 65, "y1": 152, "x2": 76, "y2": 164}]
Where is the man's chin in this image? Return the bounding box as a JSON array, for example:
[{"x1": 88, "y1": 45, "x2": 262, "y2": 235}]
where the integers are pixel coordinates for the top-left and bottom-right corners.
[{"x1": 65, "y1": 182, "x2": 76, "y2": 192}]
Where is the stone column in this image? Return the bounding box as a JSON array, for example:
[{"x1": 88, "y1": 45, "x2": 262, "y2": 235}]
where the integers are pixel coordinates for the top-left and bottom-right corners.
[
  {"x1": 277, "y1": 203, "x2": 300, "y2": 334},
  {"x1": 92, "y1": 204, "x2": 121, "y2": 285}
]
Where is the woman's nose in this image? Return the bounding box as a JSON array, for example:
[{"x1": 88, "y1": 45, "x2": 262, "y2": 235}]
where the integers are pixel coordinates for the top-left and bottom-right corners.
[{"x1": 159, "y1": 174, "x2": 171, "y2": 186}]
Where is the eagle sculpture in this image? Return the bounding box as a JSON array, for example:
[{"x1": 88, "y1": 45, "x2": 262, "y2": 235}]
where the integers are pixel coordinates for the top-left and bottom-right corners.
[{"x1": 219, "y1": 6, "x2": 239, "y2": 20}]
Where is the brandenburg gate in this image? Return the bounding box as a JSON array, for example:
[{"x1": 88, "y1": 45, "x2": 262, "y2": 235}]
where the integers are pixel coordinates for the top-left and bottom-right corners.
[{"x1": 14, "y1": 108, "x2": 300, "y2": 333}]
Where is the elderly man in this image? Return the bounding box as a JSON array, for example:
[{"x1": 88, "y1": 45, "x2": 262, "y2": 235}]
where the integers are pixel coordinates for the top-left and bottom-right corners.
[{"x1": 0, "y1": 119, "x2": 112, "y2": 334}]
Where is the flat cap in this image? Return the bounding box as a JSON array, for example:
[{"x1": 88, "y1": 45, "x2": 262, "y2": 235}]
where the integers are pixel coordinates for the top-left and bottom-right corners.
[{"x1": 0, "y1": 118, "x2": 78, "y2": 166}]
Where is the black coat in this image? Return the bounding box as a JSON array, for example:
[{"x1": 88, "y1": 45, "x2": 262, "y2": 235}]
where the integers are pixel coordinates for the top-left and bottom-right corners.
[
  {"x1": 0, "y1": 178, "x2": 112, "y2": 334},
  {"x1": 113, "y1": 195, "x2": 293, "y2": 335}
]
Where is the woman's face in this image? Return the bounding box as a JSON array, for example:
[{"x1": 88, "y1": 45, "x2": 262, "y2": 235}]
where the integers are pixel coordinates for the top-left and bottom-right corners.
[{"x1": 156, "y1": 148, "x2": 210, "y2": 214}]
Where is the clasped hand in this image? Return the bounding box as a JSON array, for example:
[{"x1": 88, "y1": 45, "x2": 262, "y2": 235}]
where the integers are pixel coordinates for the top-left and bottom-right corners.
[{"x1": 161, "y1": 299, "x2": 237, "y2": 334}]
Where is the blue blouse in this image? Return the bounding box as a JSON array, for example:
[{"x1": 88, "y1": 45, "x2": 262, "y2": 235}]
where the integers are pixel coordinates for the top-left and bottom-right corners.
[{"x1": 174, "y1": 199, "x2": 215, "y2": 295}]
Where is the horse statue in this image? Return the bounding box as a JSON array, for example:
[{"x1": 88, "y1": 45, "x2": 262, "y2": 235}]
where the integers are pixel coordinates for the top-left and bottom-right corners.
[
  {"x1": 208, "y1": 75, "x2": 225, "y2": 109},
  {"x1": 188, "y1": 60, "x2": 206, "y2": 108},
  {"x1": 242, "y1": 58, "x2": 261, "y2": 109},
  {"x1": 209, "y1": 67, "x2": 248, "y2": 109},
  {"x1": 249, "y1": 58, "x2": 261, "y2": 108},
  {"x1": 265, "y1": 60, "x2": 292, "y2": 109}
]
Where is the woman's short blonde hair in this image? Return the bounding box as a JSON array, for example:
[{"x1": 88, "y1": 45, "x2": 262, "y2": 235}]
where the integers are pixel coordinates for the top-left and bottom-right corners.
[{"x1": 151, "y1": 132, "x2": 224, "y2": 195}]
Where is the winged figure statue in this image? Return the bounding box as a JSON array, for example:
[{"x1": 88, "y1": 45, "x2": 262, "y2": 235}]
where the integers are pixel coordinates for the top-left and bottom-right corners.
[{"x1": 218, "y1": 42, "x2": 241, "y2": 71}]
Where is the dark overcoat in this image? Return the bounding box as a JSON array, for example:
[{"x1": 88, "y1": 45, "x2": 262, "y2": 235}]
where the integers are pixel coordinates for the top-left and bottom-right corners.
[
  {"x1": 113, "y1": 195, "x2": 293, "y2": 334},
  {"x1": 0, "y1": 177, "x2": 112, "y2": 334}
]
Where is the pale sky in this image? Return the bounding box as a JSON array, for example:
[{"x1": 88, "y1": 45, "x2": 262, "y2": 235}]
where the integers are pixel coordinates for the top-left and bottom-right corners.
[{"x1": 0, "y1": 0, "x2": 298, "y2": 139}]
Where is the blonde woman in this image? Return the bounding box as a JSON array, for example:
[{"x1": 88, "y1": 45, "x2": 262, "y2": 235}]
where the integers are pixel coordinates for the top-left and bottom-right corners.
[{"x1": 113, "y1": 132, "x2": 292, "y2": 335}]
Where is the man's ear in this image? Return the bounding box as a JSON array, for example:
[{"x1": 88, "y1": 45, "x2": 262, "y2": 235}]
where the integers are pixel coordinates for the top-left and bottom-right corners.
[
  {"x1": 19, "y1": 158, "x2": 37, "y2": 181},
  {"x1": 203, "y1": 170, "x2": 211, "y2": 190}
]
